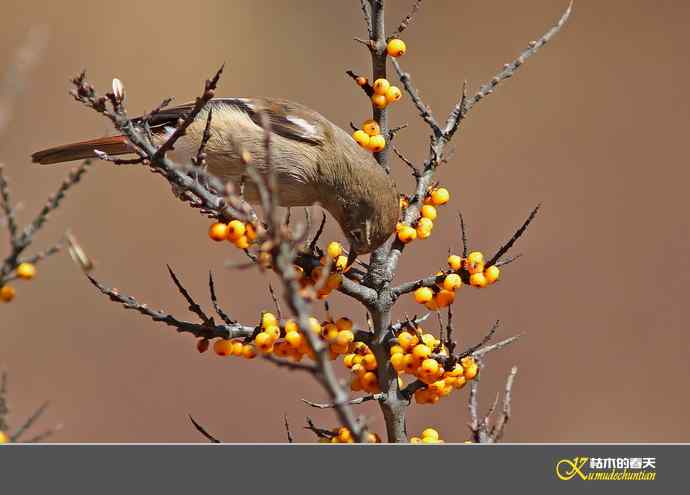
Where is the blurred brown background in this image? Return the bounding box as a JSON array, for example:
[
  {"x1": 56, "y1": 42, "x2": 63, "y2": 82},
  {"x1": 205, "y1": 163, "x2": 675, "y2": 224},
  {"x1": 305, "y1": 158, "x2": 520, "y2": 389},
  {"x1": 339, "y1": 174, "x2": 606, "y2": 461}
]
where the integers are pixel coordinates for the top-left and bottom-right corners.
[{"x1": 0, "y1": 0, "x2": 688, "y2": 443}]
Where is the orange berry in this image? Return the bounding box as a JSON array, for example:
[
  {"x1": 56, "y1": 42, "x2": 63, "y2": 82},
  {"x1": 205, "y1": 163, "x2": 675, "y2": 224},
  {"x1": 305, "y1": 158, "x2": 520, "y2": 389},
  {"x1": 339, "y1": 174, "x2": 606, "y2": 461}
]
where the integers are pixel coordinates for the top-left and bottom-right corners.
[
  {"x1": 469, "y1": 272, "x2": 488, "y2": 288},
  {"x1": 336, "y1": 329, "x2": 354, "y2": 347},
  {"x1": 416, "y1": 217, "x2": 433, "y2": 239},
  {"x1": 484, "y1": 265, "x2": 500, "y2": 284},
  {"x1": 367, "y1": 134, "x2": 386, "y2": 152},
  {"x1": 326, "y1": 273, "x2": 343, "y2": 290},
  {"x1": 361, "y1": 371, "x2": 378, "y2": 388},
  {"x1": 245, "y1": 223, "x2": 257, "y2": 241},
  {"x1": 442, "y1": 273, "x2": 462, "y2": 291},
  {"x1": 242, "y1": 343, "x2": 257, "y2": 359},
  {"x1": 226, "y1": 220, "x2": 246, "y2": 241},
  {"x1": 420, "y1": 205, "x2": 437, "y2": 221},
  {"x1": 208, "y1": 222, "x2": 228, "y2": 241},
  {"x1": 389, "y1": 344, "x2": 404, "y2": 355},
  {"x1": 397, "y1": 225, "x2": 417, "y2": 243},
  {"x1": 284, "y1": 319, "x2": 299, "y2": 334},
  {"x1": 233, "y1": 235, "x2": 250, "y2": 249},
  {"x1": 421, "y1": 428, "x2": 439, "y2": 440},
  {"x1": 467, "y1": 251, "x2": 485, "y2": 267},
  {"x1": 391, "y1": 353, "x2": 405, "y2": 372},
  {"x1": 0, "y1": 285, "x2": 16, "y2": 302},
  {"x1": 350, "y1": 376, "x2": 363, "y2": 392},
  {"x1": 254, "y1": 332, "x2": 274, "y2": 353},
  {"x1": 213, "y1": 339, "x2": 233, "y2": 356},
  {"x1": 435, "y1": 289, "x2": 455, "y2": 308},
  {"x1": 399, "y1": 196, "x2": 409, "y2": 209},
  {"x1": 343, "y1": 353, "x2": 356, "y2": 368},
  {"x1": 231, "y1": 340, "x2": 244, "y2": 356},
  {"x1": 361, "y1": 119, "x2": 381, "y2": 136},
  {"x1": 273, "y1": 341, "x2": 292, "y2": 358},
  {"x1": 372, "y1": 78, "x2": 391, "y2": 95},
  {"x1": 264, "y1": 325, "x2": 281, "y2": 341},
  {"x1": 261, "y1": 312, "x2": 278, "y2": 329},
  {"x1": 414, "y1": 287, "x2": 434, "y2": 304},
  {"x1": 16, "y1": 262, "x2": 36, "y2": 280},
  {"x1": 397, "y1": 331, "x2": 415, "y2": 350},
  {"x1": 403, "y1": 353, "x2": 418, "y2": 374},
  {"x1": 321, "y1": 323, "x2": 339, "y2": 342},
  {"x1": 335, "y1": 317, "x2": 353, "y2": 331},
  {"x1": 371, "y1": 94, "x2": 388, "y2": 109},
  {"x1": 387, "y1": 38, "x2": 407, "y2": 57},
  {"x1": 430, "y1": 187, "x2": 450, "y2": 206},
  {"x1": 447, "y1": 254, "x2": 462, "y2": 271},
  {"x1": 355, "y1": 76, "x2": 368, "y2": 86},
  {"x1": 352, "y1": 129, "x2": 370, "y2": 148},
  {"x1": 362, "y1": 353, "x2": 378, "y2": 371},
  {"x1": 420, "y1": 358, "x2": 440, "y2": 376}
]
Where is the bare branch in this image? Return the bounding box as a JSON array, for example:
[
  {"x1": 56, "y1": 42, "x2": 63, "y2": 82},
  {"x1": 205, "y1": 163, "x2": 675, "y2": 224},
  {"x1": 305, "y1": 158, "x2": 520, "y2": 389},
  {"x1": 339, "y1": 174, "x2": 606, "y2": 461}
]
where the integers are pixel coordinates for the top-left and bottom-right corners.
[
  {"x1": 189, "y1": 414, "x2": 221, "y2": 443},
  {"x1": 486, "y1": 204, "x2": 540, "y2": 267},
  {"x1": 301, "y1": 393, "x2": 384, "y2": 409}
]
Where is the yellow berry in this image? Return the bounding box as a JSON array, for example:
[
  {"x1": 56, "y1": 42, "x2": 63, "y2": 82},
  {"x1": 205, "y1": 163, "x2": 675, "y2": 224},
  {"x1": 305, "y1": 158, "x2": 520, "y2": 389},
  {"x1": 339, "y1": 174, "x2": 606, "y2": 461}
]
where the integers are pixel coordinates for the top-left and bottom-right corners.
[
  {"x1": 361, "y1": 119, "x2": 381, "y2": 136},
  {"x1": 231, "y1": 340, "x2": 244, "y2": 356},
  {"x1": 372, "y1": 78, "x2": 391, "y2": 95},
  {"x1": 367, "y1": 134, "x2": 386, "y2": 152},
  {"x1": 213, "y1": 339, "x2": 233, "y2": 357},
  {"x1": 387, "y1": 38, "x2": 407, "y2": 57},
  {"x1": 233, "y1": 235, "x2": 250, "y2": 249},
  {"x1": 442, "y1": 273, "x2": 462, "y2": 291},
  {"x1": 366, "y1": 432, "x2": 381, "y2": 443},
  {"x1": 321, "y1": 323, "x2": 338, "y2": 341},
  {"x1": 226, "y1": 220, "x2": 246, "y2": 241},
  {"x1": 352, "y1": 129, "x2": 370, "y2": 148},
  {"x1": 337, "y1": 427, "x2": 352, "y2": 443},
  {"x1": 361, "y1": 371, "x2": 378, "y2": 389},
  {"x1": 261, "y1": 312, "x2": 278, "y2": 329},
  {"x1": 397, "y1": 225, "x2": 417, "y2": 243},
  {"x1": 469, "y1": 272, "x2": 488, "y2": 288},
  {"x1": 208, "y1": 222, "x2": 229, "y2": 241},
  {"x1": 420, "y1": 205, "x2": 437, "y2": 221},
  {"x1": 391, "y1": 353, "x2": 405, "y2": 372},
  {"x1": 389, "y1": 344, "x2": 404, "y2": 355},
  {"x1": 362, "y1": 353, "x2": 378, "y2": 371},
  {"x1": 412, "y1": 343, "x2": 431, "y2": 360},
  {"x1": 421, "y1": 333, "x2": 437, "y2": 348},
  {"x1": 308, "y1": 317, "x2": 322, "y2": 334},
  {"x1": 332, "y1": 255, "x2": 347, "y2": 272},
  {"x1": 326, "y1": 241, "x2": 343, "y2": 259},
  {"x1": 285, "y1": 330, "x2": 303, "y2": 349},
  {"x1": 414, "y1": 287, "x2": 434, "y2": 304},
  {"x1": 420, "y1": 358, "x2": 439, "y2": 376},
  {"x1": 264, "y1": 325, "x2": 281, "y2": 341},
  {"x1": 399, "y1": 196, "x2": 409, "y2": 209},
  {"x1": 385, "y1": 86, "x2": 402, "y2": 103},
  {"x1": 410, "y1": 436, "x2": 422, "y2": 443},
  {"x1": 397, "y1": 331, "x2": 415, "y2": 350},
  {"x1": 254, "y1": 332, "x2": 274, "y2": 353},
  {"x1": 284, "y1": 319, "x2": 299, "y2": 334},
  {"x1": 467, "y1": 251, "x2": 485, "y2": 266},
  {"x1": 371, "y1": 94, "x2": 388, "y2": 109},
  {"x1": 430, "y1": 188, "x2": 450, "y2": 206},
  {"x1": 336, "y1": 330, "x2": 354, "y2": 347},
  {"x1": 343, "y1": 353, "x2": 356, "y2": 368},
  {"x1": 0, "y1": 285, "x2": 15, "y2": 302},
  {"x1": 447, "y1": 254, "x2": 462, "y2": 271},
  {"x1": 415, "y1": 217, "x2": 433, "y2": 239},
  {"x1": 421, "y1": 428, "x2": 439, "y2": 440},
  {"x1": 484, "y1": 265, "x2": 500, "y2": 284},
  {"x1": 0, "y1": 431, "x2": 8, "y2": 443}
]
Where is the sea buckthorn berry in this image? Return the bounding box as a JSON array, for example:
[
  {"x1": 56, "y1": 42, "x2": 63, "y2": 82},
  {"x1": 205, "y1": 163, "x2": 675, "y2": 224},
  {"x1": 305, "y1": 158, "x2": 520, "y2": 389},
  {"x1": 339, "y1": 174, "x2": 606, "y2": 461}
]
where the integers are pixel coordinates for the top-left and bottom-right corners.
[
  {"x1": 397, "y1": 331, "x2": 415, "y2": 350},
  {"x1": 435, "y1": 289, "x2": 456, "y2": 308},
  {"x1": 410, "y1": 436, "x2": 422, "y2": 443},
  {"x1": 355, "y1": 76, "x2": 368, "y2": 86},
  {"x1": 352, "y1": 342, "x2": 369, "y2": 355},
  {"x1": 284, "y1": 319, "x2": 298, "y2": 334},
  {"x1": 334, "y1": 255, "x2": 349, "y2": 272},
  {"x1": 391, "y1": 353, "x2": 405, "y2": 372},
  {"x1": 484, "y1": 265, "x2": 500, "y2": 284},
  {"x1": 362, "y1": 354, "x2": 378, "y2": 371},
  {"x1": 421, "y1": 333, "x2": 437, "y2": 348},
  {"x1": 274, "y1": 341, "x2": 292, "y2": 358},
  {"x1": 366, "y1": 432, "x2": 381, "y2": 443},
  {"x1": 446, "y1": 363, "x2": 464, "y2": 377},
  {"x1": 0, "y1": 285, "x2": 16, "y2": 302},
  {"x1": 351, "y1": 363, "x2": 366, "y2": 377},
  {"x1": 208, "y1": 222, "x2": 229, "y2": 241},
  {"x1": 226, "y1": 220, "x2": 246, "y2": 241},
  {"x1": 231, "y1": 340, "x2": 244, "y2": 356},
  {"x1": 307, "y1": 317, "x2": 322, "y2": 334},
  {"x1": 420, "y1": 358, "x2": 439, "y2": 376},
  {"x1": 321, "y1": 323, "x2": 339, "y2": 341},
  {"x1": 430, "y1": 187, "x2": 450, "y2": 206},
  {"x1": 412, "y1": 343, "x2": 431, "y2": 360},
  {"x1": 213, "y1": 339, "x2": 233, "y2": 356},
  {"x1": 245, "y1": 223, "x2": 257, "y2": 241},
  {"x1": 467, "y1": 251, "x2": 485, "y2": 266},
  {"x1": 337, "y1": 427, "x2": 352, "y2": 443},
  {"x1": 399, "y1": 196, "x2": 409, "y2": 209},
  {"x1": 264, "y1": 325, "x2": 281, "y2": 341},
  {"x1": 385, "y1": 86, "x2": 402, "y2": 103},
  {"x1": 372, "y1": 78, "x2": 391, "y2": 95},
  {"x1": 350, "y1": 377, "x2": 363, "y2": 392},
  {"x1": 443, "y1": 274, "x2": 462, "y2": 291},
  {"x1": 453, "y1": 375, "x2": 467, "y2": 389},
  {"x1": 233, "y1": 236, "x2": 250, "y2": 250},
  {"x1": 367, "y1": 134, "x2": 386, "y2": 152},
  {"x1": 416, "y1": 217, "x2": 433, "y2": 239},
  {"x1": 361, "y1": 371, "x2": 378, "y2": 389},
  {"x1": 352, "y1": 129, "x2": 370, "y2": 148},
  {"x1": 403, "y1": 354, "x2": 418, "y2": 374},
  {"x1": 242, "y1": 344, "x2": 257, "y2": 359},
  {"x1": 425, "y1": 298, "x2": 440, "y2": 311},
  {"x1": 343, "y1": 353, "x2": 356, "y2": 368},
  {"x1": 196, "y1": 339, "x2": 210, "y2": 353},
  {"x1": 428, "y1": 380, "x2": 446, "y2": 395},
  {"x1": 387, "y1": 38, "x2": 407, "y2": 57},
  {"x1": 414, "y1": 287, "x2": 434, "y2": 304},
  {"x1": 262, "y1": 312, "x2": 278, "y2": 329},
  {"x1": 420, "y1": 205, "x2": 437, "y2": 221},
  {"x1": 361, "y1": 119, "x2": 381, "y2": 137},
  {"x1": 326, "y1": 241, "x2": 343, "y2": 259},
  {"x1": 331, "y1": 343, "x2": 349, "y2": 355},
  {"x1": 469, "y1": 272, "x2": 488, "y2": 288},
  {"x1": 448, "y1": 254, "x2": 462, "y2": 271},
  {"x1": 422, "y1": 436, "x2": 441, "y2": 444},
  {"x1": 422, "y1": 428, "x2": 439, "y2": 440},
  {"x1": 335, "y1": 317, "x2": 353, "y2": 332},
  {"x1": 336, "y1": 330, "x2": 354, "y2": 347},
  {"x1": 254, "y1": 332, "x2": 274, "y2": 353},
  {"x1": 371, "y1": 94, "x2": 388, "y2": 109},
  {"x1": 389, "y1": 344, "x2": 404, "y2": 355},
  {"x1": 397, "y1": 225, "x2": 417, "y2": 243}
]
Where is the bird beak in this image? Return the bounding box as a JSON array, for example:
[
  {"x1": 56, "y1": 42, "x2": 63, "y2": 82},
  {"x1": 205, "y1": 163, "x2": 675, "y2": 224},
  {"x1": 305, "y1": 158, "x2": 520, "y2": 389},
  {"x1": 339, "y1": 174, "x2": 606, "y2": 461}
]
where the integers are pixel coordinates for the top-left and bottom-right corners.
[{"x1": 346, "y1": 246, "x2": 358, "y2": 271}]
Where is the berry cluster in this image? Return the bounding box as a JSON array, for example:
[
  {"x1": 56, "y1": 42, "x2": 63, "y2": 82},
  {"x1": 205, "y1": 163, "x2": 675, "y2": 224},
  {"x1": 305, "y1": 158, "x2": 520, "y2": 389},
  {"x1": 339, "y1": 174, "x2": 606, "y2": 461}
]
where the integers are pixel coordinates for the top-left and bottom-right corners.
[
  {"x1": 397, "y1": 187, "x2": 450, "y2": 243},
  {"x1": 409, "y1": 428, "x2": 444, "y2": 444},
  {"x1": 390, "y1": 328, "x2": 479, "y2": 405},
  {"x1": 319, "y1": 426, "x2": 381, "y2": 444},
  {"x1": 343, "y1": 341, "x2": 383, "y2": 394},
  {"x1": 352, "y1": 119, "x2": 386, "y2": 153},
  {"x1": 413, "y1": 251, "x2": 501, "y2": 310},
  {"x1": 1, "y1": 262, "x2": 37, "y2": 303},
  {"x1": 208, "y1": 220, "x2": 258, "y2": 249}
]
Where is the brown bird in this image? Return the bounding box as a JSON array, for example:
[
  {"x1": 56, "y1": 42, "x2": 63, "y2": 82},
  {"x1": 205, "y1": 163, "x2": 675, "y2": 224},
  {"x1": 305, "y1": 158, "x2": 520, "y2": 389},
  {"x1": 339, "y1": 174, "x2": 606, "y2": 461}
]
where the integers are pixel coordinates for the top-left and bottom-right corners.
[{"x1": 32, "y1": 98, "x2": 400, "y2": 254}]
